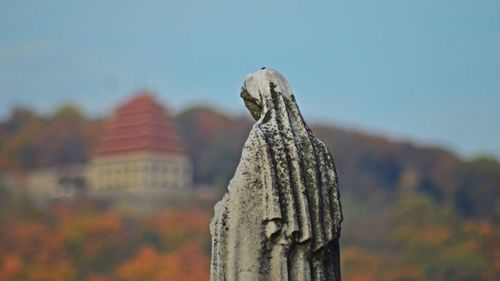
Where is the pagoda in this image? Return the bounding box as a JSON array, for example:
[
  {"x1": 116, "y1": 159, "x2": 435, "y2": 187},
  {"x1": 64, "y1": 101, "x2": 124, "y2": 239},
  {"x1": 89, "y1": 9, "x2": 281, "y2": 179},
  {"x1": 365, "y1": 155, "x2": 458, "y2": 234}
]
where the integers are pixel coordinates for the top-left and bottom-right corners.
[{"x1": 88, "y1": 91, "x2": 192, "y2": 193}]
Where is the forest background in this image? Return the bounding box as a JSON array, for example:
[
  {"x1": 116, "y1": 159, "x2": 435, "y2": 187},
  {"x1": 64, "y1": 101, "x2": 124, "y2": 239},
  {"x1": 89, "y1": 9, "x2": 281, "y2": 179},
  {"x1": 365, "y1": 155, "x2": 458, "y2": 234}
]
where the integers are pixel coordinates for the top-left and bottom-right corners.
[{"x1": 0, "y1": 103, "x2": 498, "y2": 281}]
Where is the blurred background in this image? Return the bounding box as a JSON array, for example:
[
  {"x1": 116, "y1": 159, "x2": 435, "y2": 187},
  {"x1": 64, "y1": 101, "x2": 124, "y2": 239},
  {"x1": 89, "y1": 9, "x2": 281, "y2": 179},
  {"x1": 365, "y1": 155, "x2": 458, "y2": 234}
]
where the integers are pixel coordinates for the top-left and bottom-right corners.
[{"x1": 0, "y1": 1, "x2": 499, "y2": 281}]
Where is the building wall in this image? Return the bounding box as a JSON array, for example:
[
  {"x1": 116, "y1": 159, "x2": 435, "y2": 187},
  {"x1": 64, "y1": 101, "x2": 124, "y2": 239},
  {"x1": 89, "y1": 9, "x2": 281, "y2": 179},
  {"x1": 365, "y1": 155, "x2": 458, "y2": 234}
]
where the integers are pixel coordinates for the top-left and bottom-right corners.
[
  {"x1": 24, "y1": 164, "x2": 88, "y2": 199},
  {"x1": 88, "y1": 152, "x2": 192, "y2": 193}
]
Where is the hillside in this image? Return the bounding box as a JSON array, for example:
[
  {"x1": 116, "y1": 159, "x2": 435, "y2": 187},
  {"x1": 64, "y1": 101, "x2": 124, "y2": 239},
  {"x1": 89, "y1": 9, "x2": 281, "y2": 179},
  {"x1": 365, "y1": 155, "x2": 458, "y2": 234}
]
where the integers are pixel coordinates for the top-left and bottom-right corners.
[
  {"x1": 0, "y1": 104, "x2": 498, "y2": 280},
  {"x1": 175, "y1": 106, "x2": 499, "y2": 221}
]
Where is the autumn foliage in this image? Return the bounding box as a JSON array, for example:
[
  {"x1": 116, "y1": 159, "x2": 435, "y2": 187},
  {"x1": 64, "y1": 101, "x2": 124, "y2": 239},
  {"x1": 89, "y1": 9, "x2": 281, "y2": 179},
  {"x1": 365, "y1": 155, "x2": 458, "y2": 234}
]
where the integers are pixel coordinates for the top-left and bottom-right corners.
[
  {"x1": 0, "y1": 105, "x2": 499, "y2": 280},
  {"x1": 0, "y1": 199, "x2": 211, "y2": 281}
]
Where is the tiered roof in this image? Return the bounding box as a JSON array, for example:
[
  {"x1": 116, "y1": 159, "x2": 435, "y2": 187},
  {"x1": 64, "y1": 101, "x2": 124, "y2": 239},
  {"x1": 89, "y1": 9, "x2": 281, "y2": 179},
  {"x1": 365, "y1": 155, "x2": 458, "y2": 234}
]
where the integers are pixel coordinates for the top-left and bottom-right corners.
[{"x1": 94, "y1": 92, "x2": 183, "y2": 157}]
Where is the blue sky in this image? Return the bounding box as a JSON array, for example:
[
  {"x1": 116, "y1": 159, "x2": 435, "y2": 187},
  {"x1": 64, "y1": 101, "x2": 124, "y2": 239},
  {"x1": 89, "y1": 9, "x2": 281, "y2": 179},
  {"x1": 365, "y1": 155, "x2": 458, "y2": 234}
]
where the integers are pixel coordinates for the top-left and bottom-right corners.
[{"x1": 1, "y1": 0, "x2": 499, "y2": 158}]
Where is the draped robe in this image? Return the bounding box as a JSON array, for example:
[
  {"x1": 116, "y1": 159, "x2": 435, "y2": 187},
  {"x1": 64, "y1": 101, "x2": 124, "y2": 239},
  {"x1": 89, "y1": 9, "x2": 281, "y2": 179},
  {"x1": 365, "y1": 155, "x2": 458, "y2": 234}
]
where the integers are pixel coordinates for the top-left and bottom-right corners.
[{"x1": 210, "y1": 69, "x2": 343, "y2": 281}]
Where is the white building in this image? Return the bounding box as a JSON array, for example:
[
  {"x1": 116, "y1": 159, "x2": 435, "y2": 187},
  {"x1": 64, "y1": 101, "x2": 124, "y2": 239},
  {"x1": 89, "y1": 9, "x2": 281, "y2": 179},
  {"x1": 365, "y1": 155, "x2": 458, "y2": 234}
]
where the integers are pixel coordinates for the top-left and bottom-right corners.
[{"x1": 88, "y1": 92, "x2": 192, "y2": 194}]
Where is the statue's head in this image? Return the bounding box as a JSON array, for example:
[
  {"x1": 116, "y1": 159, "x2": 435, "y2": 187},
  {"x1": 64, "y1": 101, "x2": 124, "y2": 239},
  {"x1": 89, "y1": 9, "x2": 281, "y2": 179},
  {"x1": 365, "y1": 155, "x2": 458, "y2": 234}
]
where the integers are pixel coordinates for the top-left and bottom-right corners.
[
  {"x1": 240, "y1": 68, "x2": 293, "y2": 121},
  {"x1": 240, "y1": 85, "x2": 262, "y2": 120}
]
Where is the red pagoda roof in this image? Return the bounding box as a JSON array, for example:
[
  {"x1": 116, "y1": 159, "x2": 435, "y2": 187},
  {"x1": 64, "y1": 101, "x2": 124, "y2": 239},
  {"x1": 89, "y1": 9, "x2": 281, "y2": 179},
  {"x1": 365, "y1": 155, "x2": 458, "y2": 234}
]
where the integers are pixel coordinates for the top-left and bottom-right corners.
[{"x1": 94, "y1": 92, "x2": 184, "y2": 157}]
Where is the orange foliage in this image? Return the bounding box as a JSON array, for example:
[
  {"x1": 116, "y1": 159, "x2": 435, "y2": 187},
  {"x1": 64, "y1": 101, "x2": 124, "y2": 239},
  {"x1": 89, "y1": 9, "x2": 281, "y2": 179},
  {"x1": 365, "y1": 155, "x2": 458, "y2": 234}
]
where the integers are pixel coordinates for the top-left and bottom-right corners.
[
  {"x1": 0, "y1": 254, "x2": 22, "y2": 281},
  {"x1": 0, "y1": 198, "x2": 495, "y2": 281},
  {"x1": 0, "y1": 203, "x2": 213, "y2": 281},
  {"x1": 21, "y1": 262, "x2": 76, "y2": 281},
  {"x1": 341, "y1": 247, "x2": 427, "y2": 281},
  {"x1": 393, "y1": 224, "x2": 452, "y2": 248},
  {"x1": 0, "y1": 221, "x2": 76, "y2": 281},
  {"x1": 86, "y1": 274, "x2": 117, "y2": 281},
  {"x1": 117, "y1": 244, "x2": 209, "y2": 281},
  {"x1": 341, "y1": 247, "x2": 380, "y2": 281},
  {"x1": 2, "y1": 223, "x2": 67, "y2": 263},
  {"x1": 59, "y1": 211, "x2": 124, "y2": 263},
  {"x1": 148, "y1": 208, "x2": 211, "y2": 250},
  {"x1": 382, "y1": 265, "x2": 424, "y2": 281}
]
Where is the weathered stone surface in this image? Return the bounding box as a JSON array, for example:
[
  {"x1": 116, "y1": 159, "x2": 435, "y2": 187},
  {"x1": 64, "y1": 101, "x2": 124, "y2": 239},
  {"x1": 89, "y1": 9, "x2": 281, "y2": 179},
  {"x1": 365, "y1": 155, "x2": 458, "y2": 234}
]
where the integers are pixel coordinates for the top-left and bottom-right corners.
[{"x1": 210, "y1": 68, "x2": 343, "y2": 281}]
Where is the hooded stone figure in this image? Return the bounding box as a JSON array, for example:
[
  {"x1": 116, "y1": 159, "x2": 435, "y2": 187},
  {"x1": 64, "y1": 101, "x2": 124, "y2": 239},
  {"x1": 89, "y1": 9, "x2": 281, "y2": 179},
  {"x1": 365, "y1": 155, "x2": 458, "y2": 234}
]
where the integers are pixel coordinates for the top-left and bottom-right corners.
[{"x1": 210, "y1": 68, "x2": 343, "y2": 281}]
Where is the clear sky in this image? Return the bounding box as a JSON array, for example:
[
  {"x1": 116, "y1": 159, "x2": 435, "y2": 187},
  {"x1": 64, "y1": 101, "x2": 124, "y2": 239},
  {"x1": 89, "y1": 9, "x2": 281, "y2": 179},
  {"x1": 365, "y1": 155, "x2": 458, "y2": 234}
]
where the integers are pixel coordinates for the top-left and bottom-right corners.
[{"x1": 1, "y1": 0, "x2": 499, "y2": 158}]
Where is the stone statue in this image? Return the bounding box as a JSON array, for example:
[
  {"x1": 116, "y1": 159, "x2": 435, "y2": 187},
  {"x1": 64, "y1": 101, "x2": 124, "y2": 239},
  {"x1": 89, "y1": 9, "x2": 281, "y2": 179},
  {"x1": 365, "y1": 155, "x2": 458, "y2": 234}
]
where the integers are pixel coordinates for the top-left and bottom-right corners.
[{"x1": 210, "y1": 68, "x2": 343, "y2": 281}]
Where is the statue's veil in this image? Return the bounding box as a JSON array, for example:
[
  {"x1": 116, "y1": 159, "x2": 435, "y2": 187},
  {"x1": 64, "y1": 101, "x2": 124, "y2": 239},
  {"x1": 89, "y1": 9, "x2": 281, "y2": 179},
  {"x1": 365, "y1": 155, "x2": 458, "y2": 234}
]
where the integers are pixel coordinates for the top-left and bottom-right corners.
[{"x1": 241, "y1": 68, "x2": 343, "y2": 251}]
